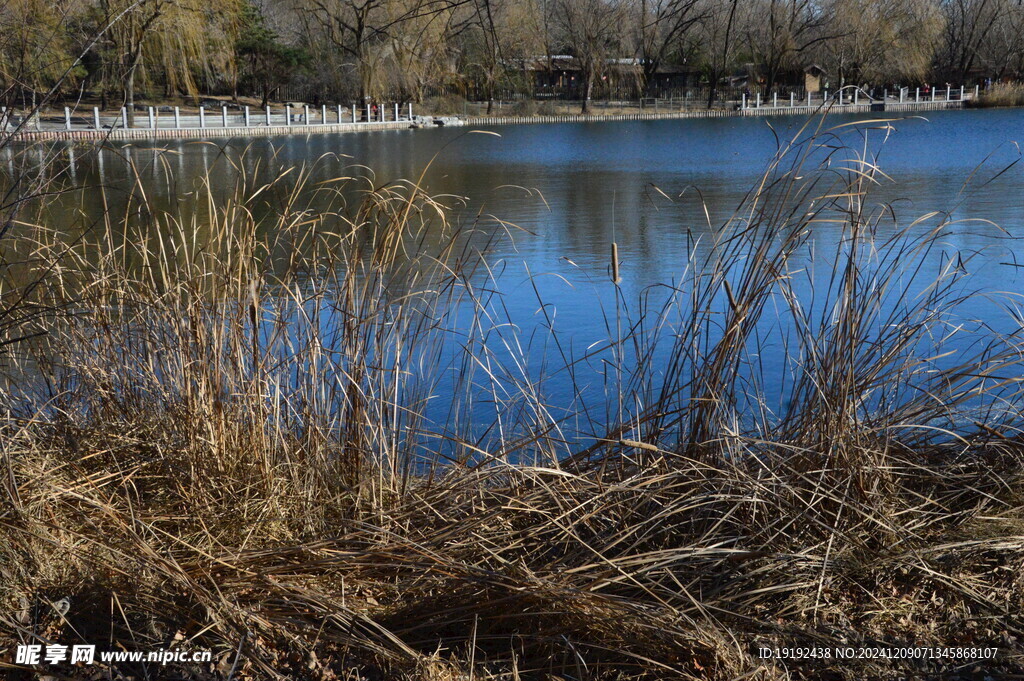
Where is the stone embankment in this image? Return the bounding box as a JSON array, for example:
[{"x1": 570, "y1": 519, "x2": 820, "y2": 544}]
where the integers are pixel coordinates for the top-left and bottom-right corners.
[{"x1": 465, "y1": 99, "x2": 964, "y2": 127}]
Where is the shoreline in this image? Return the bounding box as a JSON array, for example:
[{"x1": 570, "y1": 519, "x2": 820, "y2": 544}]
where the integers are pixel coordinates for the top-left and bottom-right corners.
[
  {"x1": 4, "y1": 99, "x2": 966, "y2": 142},
  {"x1": 465, "y1": 98, "x2": 965, "y2": 127}
]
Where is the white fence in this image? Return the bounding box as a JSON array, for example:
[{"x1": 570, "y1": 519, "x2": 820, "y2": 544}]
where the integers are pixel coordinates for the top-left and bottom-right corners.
[{"x1": 2, "y1": 102, "x2": 415, "y2": 133}]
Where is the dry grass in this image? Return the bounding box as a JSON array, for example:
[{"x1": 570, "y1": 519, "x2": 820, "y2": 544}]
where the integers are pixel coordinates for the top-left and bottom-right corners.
[
  {"x1": 971, "y1": 82, "x2": 1024, "y2": 108},
  {"x1": 3, "y1": 119, "x2": 1024, "y2": 680}
]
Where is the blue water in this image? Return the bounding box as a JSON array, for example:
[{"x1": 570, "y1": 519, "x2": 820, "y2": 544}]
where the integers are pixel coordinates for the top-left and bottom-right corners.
[{"x1": 13, "y1": 108, "x2": 1024, "y2": 451}]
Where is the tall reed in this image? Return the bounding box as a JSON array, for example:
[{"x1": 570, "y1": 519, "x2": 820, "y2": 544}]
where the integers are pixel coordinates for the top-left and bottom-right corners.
[{"x1": 3, "y1": 120, "x2": 1024, "y2": 680}]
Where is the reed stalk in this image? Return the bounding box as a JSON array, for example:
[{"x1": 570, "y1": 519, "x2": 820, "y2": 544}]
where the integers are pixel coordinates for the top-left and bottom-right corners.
[{"x1": 2, "y1": 122, "x2": 1024, "y2": 680}]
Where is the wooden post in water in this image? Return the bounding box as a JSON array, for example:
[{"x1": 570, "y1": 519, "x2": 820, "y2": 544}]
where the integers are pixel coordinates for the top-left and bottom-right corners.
[
  {"x1": 755, "y1": 92, "x2": 760, "y2": 107},
  {"x1": 304, "y1": 105, "x2": 310, "y2": 125},
  {"x1": 321, "y1": 105, "x2": 327, "y2": 124},
  {"x1": 975, "y1": 84, "x2": 980, "y2": 99},
  {"x1": 854, "y1": 89, "x2": 858, "y2": 105},
  {"x1": 352, "y1": 105, "x2": 356, "y2": 122},
  {"x1": 222, "y1": 106, "x2": 228, "y2": 127},
  {"x1": 408, "y1": 103, "x2": 413, "y2": 119},
  {"x1": 807, "y1": 92, "x2": 811, "y2": 107},
  {"x1": 916, "y1": 87, "x2": 919, "y2": 102},
  {"x1": 285, "y1": 105, "x2": 291, "y2": 125},
  {"x1": 959, "y1": 86, "x2": 964, "y2": 100},
  {"x1": 244, "y1": 106, "x2": 250, "y2": 127},
  {"x1": 394, "y1": 102, "x2": 399, "y2": 120},
  {"x1": 94, "y1": 107, "x2": 101, "y2": 130},
  {"x1": 741, "y1": 93, "x2": 746, "y2": 109},
  {"x1": 773, "y1": 92, "x2": 777, "y2": 107},
  {"x1": 790, "y1": 92, "x2": 794, "y2": 107},
  {"x1": 336, "y1": 104, "x2": 342, "y2": 123},
  {"x1": 121, "y1": 107, "x2": 128, "y2": 128},
  {"x1": 265, "y1": 106, "x2": 271, "y2": 126},
  {"x1": 148, "y1": 106, "x2": 155, "y2": 129},
  {"x1": 199, "y1": 107, "x2": 206, "y2": 128},
  {"x1": 64, "y1": 107, "x2": 71, "y2": 130},
  {"x1": 174, "y1": 107, "x2": 181, "y2": 128},
  {"x1": 365, "y1": 103, "x2": 371, "y2": 122}
]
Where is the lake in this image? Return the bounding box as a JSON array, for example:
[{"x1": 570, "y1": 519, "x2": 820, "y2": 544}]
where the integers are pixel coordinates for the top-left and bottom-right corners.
[{"x1": 6, "y1": 108, "x2": 1024, "y2": 444}]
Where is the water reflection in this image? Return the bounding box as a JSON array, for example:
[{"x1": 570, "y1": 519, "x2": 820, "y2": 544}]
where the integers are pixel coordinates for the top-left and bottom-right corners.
[{"x1": 3, "y1": 109, "x2": 1024, "y2": 435}]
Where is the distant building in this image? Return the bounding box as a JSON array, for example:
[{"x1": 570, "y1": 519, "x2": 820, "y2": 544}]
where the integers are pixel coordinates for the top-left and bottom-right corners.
[
  {"x1": 520, "y1": 55, "x2": 577, "y2": 93},
  {"x1": 804, "y1": 65, "x2": 827, "y2": 94},
  {"x1": 518, "y1": 56, "x2": 698, "y2": 98},
  {"x1": 647, "y1": 63, "x2": 701, "y2": 94}
]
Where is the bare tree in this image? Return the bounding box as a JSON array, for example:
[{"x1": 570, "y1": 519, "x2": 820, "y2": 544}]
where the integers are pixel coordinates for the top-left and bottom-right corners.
[
  {"x1": 554, "y1": 0, "x2": 630, "y2": 112},
  {"x1": 978, "y1": 1, "x2": 1024, "y2": 80},
  {"x1": 633, "y1": 0, "x2": 707, "y2": 93},
  {"x1": 700, "y1": 0, "x2": 739, "y2": 108},
  {"x1": 741, "y1": 0, "x2": 834, "y2": 91},
  {"x1": 938, "y1": 0, "x2": 1011, "y2": 82},
  {"x1": 462, "y1": 0, "x2": 541, "y2": 111}
]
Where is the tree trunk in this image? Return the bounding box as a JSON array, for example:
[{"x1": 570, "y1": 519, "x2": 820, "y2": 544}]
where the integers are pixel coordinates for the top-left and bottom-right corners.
[
  {"x1": 124, "y1": 47, "x2": 143, "y2": 128},
  {"x1": 359, "y1": 52, "x2": 375, "y2": 106},
  {"x1": 126, "y1": 68, "x2": 135, "y2": 127},
  {"x1": 708, "y1": 0, "x2": 738, "y2": 110},
  {"x1": 581, "y1": 71, "x2": 593, "y2": 113}
]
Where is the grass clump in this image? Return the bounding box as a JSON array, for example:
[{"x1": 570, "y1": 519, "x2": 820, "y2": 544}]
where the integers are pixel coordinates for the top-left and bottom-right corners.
[
  {"x1": 971, "y1": 82, "x2": 1024, "y2": 108},
  {"x1": 3, "y1": 120, "x2": 1024, "y2": 680}
]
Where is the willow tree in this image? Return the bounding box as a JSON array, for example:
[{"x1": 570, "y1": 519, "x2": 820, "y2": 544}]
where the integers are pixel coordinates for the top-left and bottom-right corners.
[
  {"x1": 817, "y1": 0, "x2": 943, "y2": 87},
  {"x1": 459, "y1": 0, "x2": 541, "y2": 110},
  {"x1": 0, "y1": 0, "x2": 83, "y2": 100},
  {"x1": 383, "y1": 0, "x2": 457, "y2": 102},
  {"x1": 302, "y1": 0, "x2": 384, "y2": 101},
  {"x1": 302, "y1": 0, "x2": 465, "y2": 102},
  {"x1": 102, "y1": 0, "x2": 241, "y2": 125}
]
